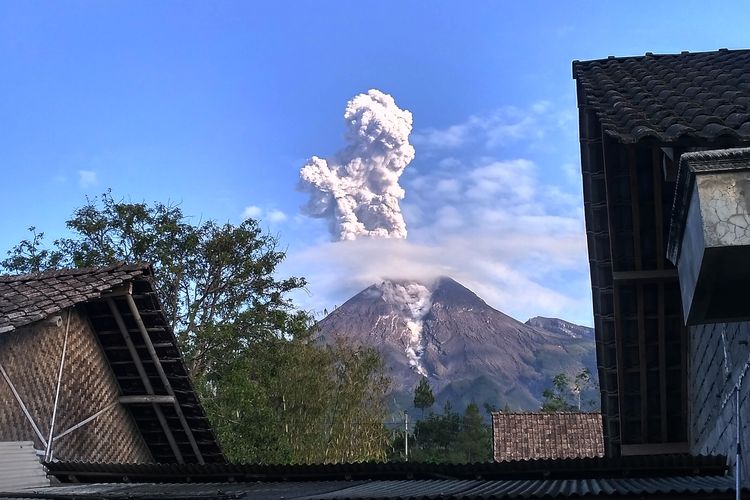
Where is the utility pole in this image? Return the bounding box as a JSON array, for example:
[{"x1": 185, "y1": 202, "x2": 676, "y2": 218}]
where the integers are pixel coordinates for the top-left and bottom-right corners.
[{"x1": 404, "y1": 411, "x2": 409, "y2": 462}]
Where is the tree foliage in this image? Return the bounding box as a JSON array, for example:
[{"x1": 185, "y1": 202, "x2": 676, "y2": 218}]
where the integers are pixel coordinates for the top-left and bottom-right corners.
[
  {"x1": 206, "y1": 337, "x2": 391, "y2": 463},
  {"x1": 408, "y1": 401, "x2": 492, "y2": 463},
  {"x1": 540, "y1": 368, "x2": 598, "y2": 412},
  {"x1": 2, "y1": 192, "x2": 392, "y2": 463},
  {"x1": 413, "y1": 377, "x2": 435, "y2": 417},
  {"x1": 2, "y1": 191, "x2": 306, "y2": 377}
]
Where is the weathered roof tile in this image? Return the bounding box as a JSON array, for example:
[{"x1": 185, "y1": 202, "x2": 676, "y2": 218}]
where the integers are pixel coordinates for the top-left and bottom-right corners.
[
  {"x1": 493, "y1": 412, "x2": 604, "y2": 462},
  {"x1": 574, "y1": 49, "x2": 750, "y2": 144},
  {"x1": 0, "y1": 263, "x2": 150, "y2": 333}
]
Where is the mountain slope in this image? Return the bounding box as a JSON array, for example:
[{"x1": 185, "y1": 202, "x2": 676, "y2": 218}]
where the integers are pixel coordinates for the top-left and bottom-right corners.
[{"x1": 315, "y1": 277, "x2": 597, "y2": 413}]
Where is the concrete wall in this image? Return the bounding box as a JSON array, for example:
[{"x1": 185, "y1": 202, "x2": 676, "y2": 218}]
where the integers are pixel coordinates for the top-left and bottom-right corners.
[
  {"x1": 689, "y1": 320, "x2": 750, "y2": 477},
  {"x1": 0, "y1": 306, "x2": 152, "y2": 463}
]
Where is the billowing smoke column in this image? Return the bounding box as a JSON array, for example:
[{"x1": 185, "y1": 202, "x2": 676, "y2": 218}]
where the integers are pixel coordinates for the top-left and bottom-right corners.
[
  {"x1": 302, "y1": 90, "x2": 431, "y2": 375},
  {"x1": 299, "y1": 89, "x2": 415, "y2": 241},
  {"x1": 378, "y1": 281, "x2": 432, "y2": 377}
]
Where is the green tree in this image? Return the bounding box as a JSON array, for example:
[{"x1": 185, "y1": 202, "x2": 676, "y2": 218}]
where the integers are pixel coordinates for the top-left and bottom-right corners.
[
  {"x1": 457, "y1": 402, "x2": 491, "y2": 462},
  {"x1": 1, "y1": 191, "x2": 308, "y2": 378},
  {"x1": 540, "y1": 369, "x2": 598, "y2": 412},
  {"x1": 541, "y1": 373, "x2": 576, "y2": 412},
  {"x1": 410, "y1": 401, "x2": 492, "y2": 463},
  {"x1": 206, "y1": 335, "x2": 391, "y2": 463},
  {"x1": 2, "y1": 192, "x2": 392, "y2": 463},
  {"x1": 1, "y1": 227, "x2": 65, "y2": 273},
  {"x1": 413, "y1": 377, "x2": 435, "y2": 418}
]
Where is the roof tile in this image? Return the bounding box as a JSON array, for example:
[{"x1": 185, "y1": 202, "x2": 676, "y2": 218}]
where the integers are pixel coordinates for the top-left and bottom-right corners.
[
  {"x1": 493, "y1": 413, "x2": 604, "y2": 462},
  {"x1": 0, "y1": 263, "x2": 151, "y2": 333},
  {"x1": 573, "y1": 49, "x2": 750, "y2": 144}
]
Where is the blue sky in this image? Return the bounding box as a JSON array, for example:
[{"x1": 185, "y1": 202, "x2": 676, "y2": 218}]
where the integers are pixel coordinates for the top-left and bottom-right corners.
[{"x1": 1, "y1": 2, "x2": 748, "y2": 325}]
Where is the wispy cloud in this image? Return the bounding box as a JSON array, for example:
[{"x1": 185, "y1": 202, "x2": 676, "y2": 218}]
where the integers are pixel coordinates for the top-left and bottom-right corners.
[
  {"x1": 242, "y1": 205, "x2": 288, "y2": 224},
  {"x1": 77, "y1": 170, "x2": 97, "y2": 188},
  {"x1": 411, "y1": 100, "x2": 573, "y2": 152},
  {"x1": 284, "y1": 231, "x2": 589, "y2": 325},
  {"x1": 242, "y1": 205, "x2": 263, "y2": 219},
  {"x1": 267, "y1": 209, "x2": 288, "y2": 223}
]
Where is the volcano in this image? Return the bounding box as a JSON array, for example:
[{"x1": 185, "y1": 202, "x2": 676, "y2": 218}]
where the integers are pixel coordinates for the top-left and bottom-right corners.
[{"x1": 315, "y1": 277, "x2": 597, "y2": 413}]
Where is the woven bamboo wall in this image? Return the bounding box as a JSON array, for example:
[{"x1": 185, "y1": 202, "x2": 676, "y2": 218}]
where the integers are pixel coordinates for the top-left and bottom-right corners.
[{"x1": 0, "y1": 306, "x2": 152, "y2": 463}]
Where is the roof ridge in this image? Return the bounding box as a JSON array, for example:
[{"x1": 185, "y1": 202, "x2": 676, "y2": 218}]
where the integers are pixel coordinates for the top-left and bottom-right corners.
[
  {"x1": 0, "y1": 262, "x2": 151, "y2": 283},
  {"x1": 573, "y1": 47, "x2": 750, "y2": 75},
  {"x1": 492, "y1": 411, "x2": 602, "y2": 415}
]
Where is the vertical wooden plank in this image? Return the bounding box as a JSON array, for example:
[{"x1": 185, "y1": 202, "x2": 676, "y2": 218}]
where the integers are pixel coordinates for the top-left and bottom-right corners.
[
  {"x1": 653, "y1": 145, "x2": 668, "y2": 442},
  {"x1": 658, "y1": 283, "x2": 668, "y2": 441},
  {"x1": 603, "y1": 135, "x2": 626, "y2": 449},
  {"x1": 628, "y1": 145, "x2": 642, "y2": 271},
  {"x1": 637, "y1": 284, "x2": 648, "y2": 442},
  {"x1": 612, "y1": 283, "x2": 626, "y2": 445},
  {"x1": 652, "y1": 146, "x2": 665, "y2": 270}
]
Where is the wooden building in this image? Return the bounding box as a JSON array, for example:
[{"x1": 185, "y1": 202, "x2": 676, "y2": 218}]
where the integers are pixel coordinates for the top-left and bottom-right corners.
[
  {"x1": 573, "y1": 49, "x2": 750, "y2": 458},
  {"x1": 0, "y1": 263, "x2": 223, "y2": 463}
]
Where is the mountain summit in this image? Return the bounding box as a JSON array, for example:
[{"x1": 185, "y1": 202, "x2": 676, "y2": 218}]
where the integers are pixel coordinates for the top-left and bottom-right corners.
[{"x1": 316, "y1": 277, "x2": 597, "y2": 412}]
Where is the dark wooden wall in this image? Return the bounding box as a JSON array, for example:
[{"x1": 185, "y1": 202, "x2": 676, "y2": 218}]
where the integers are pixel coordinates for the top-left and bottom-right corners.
[{"x1": 580, "y1": 104, "x2": 689, "y2": 455}]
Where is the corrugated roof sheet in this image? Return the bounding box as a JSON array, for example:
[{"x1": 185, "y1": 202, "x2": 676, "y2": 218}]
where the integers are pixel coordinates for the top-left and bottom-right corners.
[
  {"x1": 0, "y1": 263, "x2": 150, "y2": 333},
  {"x1": 0, "y1": 441, "x2": 48, "y2": 491},
  {"x1": 573, "y1": 49, "x2": 750, "y2": 144},
  {"x1": 2, "y1": 476, "x2": 746, "y2": 499},
  {"x1": 43, "y1": 454, "x2": 728, "y2": 483},
  {"x1": 492, "y1": 413, "x2": 604, "y2": 461}
]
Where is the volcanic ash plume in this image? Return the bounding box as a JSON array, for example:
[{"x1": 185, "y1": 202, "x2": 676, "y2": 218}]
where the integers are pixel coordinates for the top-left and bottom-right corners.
[
  {"x1": 378, "y1": 281, "x2": 432, "y2": 376},
  {"x1": 299, "y1": 89, "x2": 415, "y2": 241}
]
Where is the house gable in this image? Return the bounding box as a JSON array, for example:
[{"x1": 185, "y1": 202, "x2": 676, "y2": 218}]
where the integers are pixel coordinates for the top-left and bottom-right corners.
[
  {"x1": 0, "y1": 306, "x2": 152, "y2": 462},
  {"x1": 0, "y1": 263, "x2": 224, "y2": 464}
]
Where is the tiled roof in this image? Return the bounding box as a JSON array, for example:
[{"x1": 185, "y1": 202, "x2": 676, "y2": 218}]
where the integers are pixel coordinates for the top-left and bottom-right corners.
[
  {"x1": 0, "y1": 263, "x2": 150, "y2": 333},
  {"x1": 492, "y1": 412, "x2": 604, "y2": 461},
  {"x1": 573, "y1": 49, "x2": 750, "y2": 144}
]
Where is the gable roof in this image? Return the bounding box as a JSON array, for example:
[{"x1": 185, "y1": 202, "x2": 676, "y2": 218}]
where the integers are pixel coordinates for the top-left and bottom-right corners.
[
  {"x1": 0, "y1": 263, "x2": 224, "y2": 464},
  {"x1": 0, "y1": 263, "x2": 150, "y2": 334},
  {"x1": 573, "y1": 48, "x2": 750, "y2": 144},
  {"x1": 492, "y1": 412, "x2": 604, "y2": 461}
]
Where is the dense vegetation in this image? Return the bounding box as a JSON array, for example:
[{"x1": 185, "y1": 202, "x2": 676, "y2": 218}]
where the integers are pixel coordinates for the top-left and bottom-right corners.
[
  {"x1": 389, "y1": 378, "x2": 492, "y2": 463},
  {"x1": 2, "y1": 192, "x2": 391, "y2": 463}
]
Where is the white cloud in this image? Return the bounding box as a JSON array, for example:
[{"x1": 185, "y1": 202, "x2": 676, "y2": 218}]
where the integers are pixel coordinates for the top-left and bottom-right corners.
[
  {"x1": 242, "y1": 205, "x2": 288, "y2": 224},
  {"x1": 434, "y1": 206, "x2": 463, "y2": 229},
  {"x1": 242, "y1": 205, "x2": 263, "y2": 219},
  {"x1": 434, "y1": 178, "x2": 461, "y2": 196},
  {"x1": 77, "y1": 170, "x2": 97, "y2": 188},
  {"x1": 466, "y1": 159, "x2": 536, "y2": 203},
  {"x1": 284, "y1": 231, "x2": 590, "y2": 326},
  {"x1": 267, "y1": 209, "x2": 288, "y2": 223},
  {"x1": 531, "y1": 100, "x2": 552, "y2": 114},
  {"x1": 411, "y1": 101, "x2": 576, "y2": 152}
]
